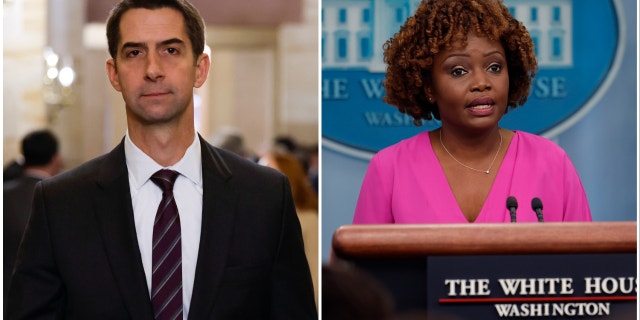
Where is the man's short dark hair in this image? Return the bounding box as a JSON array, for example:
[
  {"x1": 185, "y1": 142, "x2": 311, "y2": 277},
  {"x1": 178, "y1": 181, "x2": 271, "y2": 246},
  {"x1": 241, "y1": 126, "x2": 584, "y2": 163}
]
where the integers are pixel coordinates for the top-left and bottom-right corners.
[
  {"x1": 106, "y1": 0, "x2": 206, "y2": 63},
  {"x1": 21, "y1": 130, "x2": 59, "y2": 167}
]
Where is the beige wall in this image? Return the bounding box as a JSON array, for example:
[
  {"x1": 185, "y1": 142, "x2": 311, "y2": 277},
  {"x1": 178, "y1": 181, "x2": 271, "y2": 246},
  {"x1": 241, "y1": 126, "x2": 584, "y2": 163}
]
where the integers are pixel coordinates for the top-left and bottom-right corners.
[
  {"x1": 3, "y1": 0, "x2": 48, "y2": 164},
  {"x1": 3, "y1": 0, "x2": 319, "y2": 169}
]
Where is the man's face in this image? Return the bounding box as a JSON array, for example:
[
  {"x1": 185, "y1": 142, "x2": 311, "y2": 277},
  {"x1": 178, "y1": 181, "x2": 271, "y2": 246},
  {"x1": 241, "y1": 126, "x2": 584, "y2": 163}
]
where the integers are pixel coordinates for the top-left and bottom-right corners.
[{"x1": 106, "y1": 7, "x2": 209, "y2": 127}]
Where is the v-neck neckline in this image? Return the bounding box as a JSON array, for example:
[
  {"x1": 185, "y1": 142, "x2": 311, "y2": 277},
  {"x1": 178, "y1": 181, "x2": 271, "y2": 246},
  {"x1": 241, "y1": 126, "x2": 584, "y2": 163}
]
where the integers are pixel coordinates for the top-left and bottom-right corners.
[{"x1": 426, "y1": 130, "x2": 519, "y2": 223}]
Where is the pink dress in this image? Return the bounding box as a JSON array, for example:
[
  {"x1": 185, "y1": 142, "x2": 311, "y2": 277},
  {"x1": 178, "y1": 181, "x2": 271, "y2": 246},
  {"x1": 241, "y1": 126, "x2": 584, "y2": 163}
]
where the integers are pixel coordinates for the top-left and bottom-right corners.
[{"x1": 353, "y1": 130, "x2": 592, "y2": 223}]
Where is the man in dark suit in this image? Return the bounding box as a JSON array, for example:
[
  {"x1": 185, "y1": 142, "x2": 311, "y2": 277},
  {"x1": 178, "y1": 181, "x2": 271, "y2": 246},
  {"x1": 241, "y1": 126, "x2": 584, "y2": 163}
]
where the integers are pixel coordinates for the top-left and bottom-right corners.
[
  {"x1": 6, "y1": 0, "x2": 317, "y2": 318},
  {"x1": 4, "y1": 129, "x2": 62, "y2": 299},
  {"x1": 3, "y1": 159, "x2": 24, "y2": 182}
]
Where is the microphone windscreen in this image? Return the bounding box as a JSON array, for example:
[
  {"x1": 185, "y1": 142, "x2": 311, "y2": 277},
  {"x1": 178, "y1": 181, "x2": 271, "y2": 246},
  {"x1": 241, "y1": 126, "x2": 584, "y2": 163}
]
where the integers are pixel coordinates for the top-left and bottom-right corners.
[
  {"x1": 531, "y1": 197, "x2": 543, "y2": 210},
  {"x1": 506, "y1": 196, "x2": 518, "y2": 209}
]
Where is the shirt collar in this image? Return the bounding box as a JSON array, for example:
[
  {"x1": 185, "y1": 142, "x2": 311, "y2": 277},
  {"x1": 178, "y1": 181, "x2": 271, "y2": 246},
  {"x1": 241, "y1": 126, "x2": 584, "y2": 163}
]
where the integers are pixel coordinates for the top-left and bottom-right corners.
[
  {"x1": 124, "y1": 131, "x2": 202, "y2": 190},
  {"x1": 23, "y1": 168, "x2": 52, "y2": 180}
]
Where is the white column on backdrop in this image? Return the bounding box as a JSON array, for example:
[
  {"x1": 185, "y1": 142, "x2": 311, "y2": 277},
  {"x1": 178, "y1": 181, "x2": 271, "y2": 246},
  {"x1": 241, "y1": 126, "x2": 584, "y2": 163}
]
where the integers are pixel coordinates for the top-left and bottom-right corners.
[
  {"x1": 46, "y1": 0, "x2": 88, "y2": 168},
  {"x1": 2, "y1": 0, "x2": 47, "y2": 164}
]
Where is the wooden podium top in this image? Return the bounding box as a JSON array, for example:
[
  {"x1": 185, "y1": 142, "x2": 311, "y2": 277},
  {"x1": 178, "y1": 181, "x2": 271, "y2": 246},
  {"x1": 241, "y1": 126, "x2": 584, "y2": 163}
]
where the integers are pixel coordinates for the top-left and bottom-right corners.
[{"x1": 332, "y1": 221, "x2": 637, "y2": 259}]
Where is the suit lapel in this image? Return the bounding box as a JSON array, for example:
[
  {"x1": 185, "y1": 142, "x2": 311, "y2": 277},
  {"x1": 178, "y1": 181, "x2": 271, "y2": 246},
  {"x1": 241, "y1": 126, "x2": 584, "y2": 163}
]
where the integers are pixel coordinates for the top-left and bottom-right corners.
[
  {"x1": 188, "y1": 137, "x2": 237, "y2": 320},
  {"x1": 92, "y1": 142, "x2": 155, "y2": 320}
]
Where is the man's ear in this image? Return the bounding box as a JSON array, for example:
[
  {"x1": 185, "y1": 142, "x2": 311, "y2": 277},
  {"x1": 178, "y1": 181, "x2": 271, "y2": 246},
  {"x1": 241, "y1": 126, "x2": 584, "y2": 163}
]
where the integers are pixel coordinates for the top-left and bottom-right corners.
[
  {"x1": 194, "y1": 53, "x2": 210, "y2": 88},
  {"x1": 106, "y1": 58, "x2": 122, "y2": 92}
]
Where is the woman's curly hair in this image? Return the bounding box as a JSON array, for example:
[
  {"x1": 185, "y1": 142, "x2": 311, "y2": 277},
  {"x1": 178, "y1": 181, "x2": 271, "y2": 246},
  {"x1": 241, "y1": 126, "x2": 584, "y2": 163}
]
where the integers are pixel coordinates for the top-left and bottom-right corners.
[{"x1": 383, "y1": 0, "x2": 538, "y2": 124}]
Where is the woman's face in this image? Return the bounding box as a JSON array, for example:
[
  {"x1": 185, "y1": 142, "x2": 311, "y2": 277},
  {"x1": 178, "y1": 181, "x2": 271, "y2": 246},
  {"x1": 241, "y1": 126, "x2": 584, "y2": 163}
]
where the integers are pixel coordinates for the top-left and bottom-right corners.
[{"x1": 429, "y1": 34, "x2": 509, "y2": 132}]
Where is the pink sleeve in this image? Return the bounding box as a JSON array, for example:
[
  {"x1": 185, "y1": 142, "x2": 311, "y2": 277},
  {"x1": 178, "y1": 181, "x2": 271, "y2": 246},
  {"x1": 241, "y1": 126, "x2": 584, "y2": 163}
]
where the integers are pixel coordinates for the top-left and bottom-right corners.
[
  {"x1": 562, "y1": 153, "x2": 592, "y2": 221},
  {"x1": 353, "y1": 154, "x2": 394, "y2": 223}
]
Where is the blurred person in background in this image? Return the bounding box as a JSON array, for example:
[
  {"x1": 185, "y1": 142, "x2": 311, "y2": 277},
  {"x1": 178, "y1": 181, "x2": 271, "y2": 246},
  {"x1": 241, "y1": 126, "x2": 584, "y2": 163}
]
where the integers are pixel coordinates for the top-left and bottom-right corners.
[
  {"x1": 273, "y1": 135, "x2": 318, "y2": 195},
  {"x1": 3, "y1": 158, "x2": 25, "y2": 182},
  {"x1": 260, "y1": 146, "x2": 318, "y2": 211},
  {"x1": 322, "y1": 263, "x2": 395, "y2": 320},
  {"x1": 260, "y1": 146, "x2": 319, "y2": 304},
  {"x1": 303, "y1": 143, "x2": 318, "y2": 195},
  {"x1": 210, "y1": 126, "x2": 258, "y2": 162},
  {"x1": 273, "y1": 135, "x2": 298, "y2": 154},
  {"x1": 4, "y1": 129, "x2": 63, "y2": 299}
]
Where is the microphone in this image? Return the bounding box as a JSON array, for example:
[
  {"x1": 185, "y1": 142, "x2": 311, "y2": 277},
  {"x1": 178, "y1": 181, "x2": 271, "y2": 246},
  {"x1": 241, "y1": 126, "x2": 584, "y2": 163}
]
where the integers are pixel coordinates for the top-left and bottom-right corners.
[
  {"x1": 531, "y1": 197, "x2": 544, "y2": 222},
  {"x1": 506, "y1": 196, "x2": 518, "y2": 223}
]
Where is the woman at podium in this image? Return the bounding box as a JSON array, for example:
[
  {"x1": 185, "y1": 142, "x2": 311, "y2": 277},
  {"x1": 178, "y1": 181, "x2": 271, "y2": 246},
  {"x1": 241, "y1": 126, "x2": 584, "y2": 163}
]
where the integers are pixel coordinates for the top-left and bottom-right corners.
[{"x1": 353, "y1": 0, "x2": 591, "y2": 224}]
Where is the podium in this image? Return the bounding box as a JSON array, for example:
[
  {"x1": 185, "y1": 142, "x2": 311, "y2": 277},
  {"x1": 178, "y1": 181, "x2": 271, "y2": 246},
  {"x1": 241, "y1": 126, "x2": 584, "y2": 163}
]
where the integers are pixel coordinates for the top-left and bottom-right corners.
[{"x1": 330, "y1": 222, "x2": 637, "y2": 319}]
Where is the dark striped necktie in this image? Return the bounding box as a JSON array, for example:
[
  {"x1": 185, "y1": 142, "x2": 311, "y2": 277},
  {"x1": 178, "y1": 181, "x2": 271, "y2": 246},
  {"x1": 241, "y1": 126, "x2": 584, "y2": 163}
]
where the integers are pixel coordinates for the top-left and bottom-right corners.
[{"x1": 150, "y1": 169, "x2": 183, "y2": 320}]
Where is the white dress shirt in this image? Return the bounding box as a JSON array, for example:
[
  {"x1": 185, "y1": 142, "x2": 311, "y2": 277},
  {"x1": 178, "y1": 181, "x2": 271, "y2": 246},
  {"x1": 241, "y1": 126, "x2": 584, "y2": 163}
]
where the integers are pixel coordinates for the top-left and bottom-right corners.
[{"x1": 124, "y1": 132, "x2": 203, "y2": 320}]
